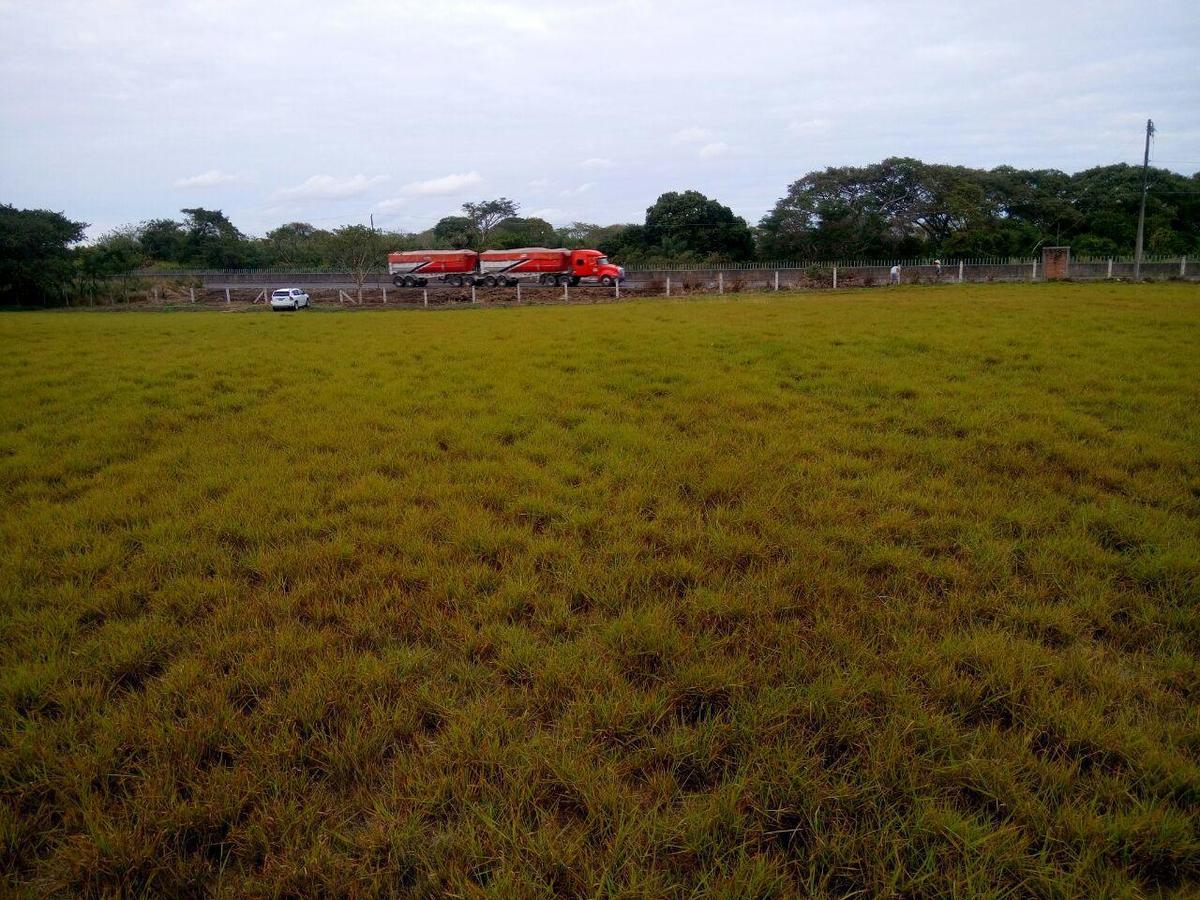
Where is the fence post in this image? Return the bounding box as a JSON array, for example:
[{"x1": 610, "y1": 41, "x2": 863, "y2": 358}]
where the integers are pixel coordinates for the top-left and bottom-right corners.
[
  {"x1": 833, "y1": 266, "x2": 838, "y2": 290},
  {"x1": 382, "y1": 285, "x2": 387, "y2": 304},
  {"x1": 471, "y1": 285, "x2": 476, "y2": 304},
  {"x1": 564, "y1": 280, "x2": 569, "y2": 302},
  {"x1": 1107, "y1": 258, "x2": 1113, "y2": 279},
  {"x1": 774, "y1": 271, "x2": 779, "y2": 291},
  {"x1": 225, "y1": 288, "x2": 230, "y2": 304},
  {"x1": 189, "y1": 286, "x2": 195, "y2": 304},
  {"x1": 423, "y1": 289, "x2": 428, "y2": 307},
  {"x1": 718, "y1": 272, "x2": 724, "y2": 294},
  {"x1": 958, "y1": 260, "x2": 964, "y2": 283},
  {"x1": 1182, "y1": 256, "x2": 1187, "y2": 277},
  {"x1": 615, "y1": 279, "x2": 619, "y2": 300},
  {"x1": 1032, "y1": 258, "x2": 1037, "y2": 281},
  {"x1": 516, "y1": 282, "x2": 521, "y2": 304},
  {"x1": 666, "y1": 276, "x2": 671, "y2": 297}
]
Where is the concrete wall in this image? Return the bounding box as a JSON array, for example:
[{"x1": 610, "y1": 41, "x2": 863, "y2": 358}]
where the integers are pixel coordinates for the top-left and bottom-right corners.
[{"x1": 117, "y1": 259, "x2": 1198, "y2": 299}]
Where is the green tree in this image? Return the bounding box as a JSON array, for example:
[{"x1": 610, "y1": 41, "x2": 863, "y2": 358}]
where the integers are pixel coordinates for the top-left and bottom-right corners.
[
  {"x1": 0, "y1": 204, "x2": 87, "y2": 305},
  {"x1": 263, "y1": 222, "x2": 330, "y2": 268},
  {"x1": 643, "y1": 190, "x2": 755, "y2": 261},
  {"x1": 489, "y1": 217, "x2": 557, "y2": 249},
  {"x1": 179, "y1": 208, "x2": 257, "y2": 267},
  {"x1": 462, "y1": 198, "x2": 519, "y2": 246},
  {"x1": 1068, "y1": 164, "x2": 1200, "y2": 256},
  {"x1": 567, "y1": 223, "x2": 631, "y2": 252},
  {"x1": 137, "y1": 218, "x2": 186, "y2": 262},
  {"x1": 760, "y1": 158, "x2": 1078, "y2": 260},
  {"x1": 81, "y1": 227, "x2": 145, "y2": 276},
  {"x1": 328, "y1": 225, "x2": 388, "y2": 303},
  {"x1": 432, "y1": 216, "x2": 478, "y2": 249}
]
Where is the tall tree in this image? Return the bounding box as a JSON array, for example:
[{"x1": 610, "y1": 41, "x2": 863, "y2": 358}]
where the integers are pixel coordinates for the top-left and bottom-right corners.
[
  {"x1": 640, "y1": 191, "x2": 755, "y2": 261},
  {"x1": 489, "y1": 217, "x2": 557, "y2": 249},
  {"x1": 137, "y1": 218, "x2": 186, "y2": 262},
  {"x1": 178, "y1": 208, "x2": 256, "y2": 267},
  {"x1": 263, "y1": 222, "x2": 327, "y2": 267},
  {"x1": 462, "y1": 198, "x2": 519, "y2": 246},
  {"x1": 328, "y1": 225, "x2": 387, "y2": 303},
  {"x1": 432, "y1": 216, "x2": 479, "y2": 249},
  {"x1": 0, "y1": 204, "x2": 87, "y2": 305}
]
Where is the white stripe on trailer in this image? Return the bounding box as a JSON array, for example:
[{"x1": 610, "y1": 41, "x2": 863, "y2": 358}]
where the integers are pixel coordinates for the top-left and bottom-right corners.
[
  {"x1": 387, "y1": 261, "x2": 433, "y2": 275},
  {"x1": 478, "y1": 259, "x2": 532, "y2": 274}
]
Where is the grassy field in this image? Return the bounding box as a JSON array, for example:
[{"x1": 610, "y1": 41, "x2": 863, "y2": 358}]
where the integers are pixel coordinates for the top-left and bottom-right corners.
[{"x1": 2, "y1": 283, "x2": 1198, "y2": 897}]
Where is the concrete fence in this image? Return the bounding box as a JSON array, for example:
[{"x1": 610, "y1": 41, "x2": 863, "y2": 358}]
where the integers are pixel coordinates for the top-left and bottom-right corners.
[{"x1": 96, "y1": 255, "x2": 1195, "y2": 307}]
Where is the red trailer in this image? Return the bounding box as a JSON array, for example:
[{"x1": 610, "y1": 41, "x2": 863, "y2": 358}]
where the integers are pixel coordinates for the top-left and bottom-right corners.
[
  {"x1": 478, "y1": 247, "x2": 624, "y2": 286},
  {"x1": 386, "y1": 247, "x2": 624, "y2": 287},
  {"x1": 388, "y1": 250, "x2": 478, "y2": 286}
]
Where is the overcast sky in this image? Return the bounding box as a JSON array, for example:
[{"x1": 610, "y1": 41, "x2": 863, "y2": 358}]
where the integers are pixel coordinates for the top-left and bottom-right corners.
[{"x1": 1, "y1": 0, "x2": 1197, "y2": 239}]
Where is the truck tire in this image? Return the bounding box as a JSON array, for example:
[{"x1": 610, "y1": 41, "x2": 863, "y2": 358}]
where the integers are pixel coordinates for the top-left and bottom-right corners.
[
  {"x1": 392, "y1": 275, "x2": 405, "y2": 286},
  {"x1": 600, "y1": 275, "x2": 613, "y2": 286},
  {"x1": 449, "y1": 275, "x2": 463, "y2": 287},
  {"x1": 418, "y1": 278, "x2": 428, "y2": 287},
  {"x1": 570, "y1": 276, "x2": 581, "y2": 287},
  {"x1": 483, "y1": 275, "x2": 496, "y2": 287}
]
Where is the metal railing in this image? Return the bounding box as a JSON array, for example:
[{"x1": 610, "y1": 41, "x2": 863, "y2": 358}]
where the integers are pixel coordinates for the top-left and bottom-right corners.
[{"x1": 112, "y1": 253, "x2": 1192, "y2": 279}]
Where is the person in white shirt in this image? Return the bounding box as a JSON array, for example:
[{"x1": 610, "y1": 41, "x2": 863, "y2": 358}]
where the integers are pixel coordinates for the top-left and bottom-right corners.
[{"x1": 889, "y1": 264, "x2": 901, "y2": 285}]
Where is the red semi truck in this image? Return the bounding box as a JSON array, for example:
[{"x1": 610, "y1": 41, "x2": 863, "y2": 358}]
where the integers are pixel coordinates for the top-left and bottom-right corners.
[{"x1": 387, "y1": 247, "x2": 625, "y2": 287}]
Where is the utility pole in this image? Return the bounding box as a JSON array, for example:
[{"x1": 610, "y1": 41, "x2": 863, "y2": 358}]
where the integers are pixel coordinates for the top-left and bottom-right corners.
[
  {"x1": 370, "y1": 213, "x2": 375, "y2": 232},
  {"x1": 1133, "y1": 118, "x2": 1155, "y2": 282}
]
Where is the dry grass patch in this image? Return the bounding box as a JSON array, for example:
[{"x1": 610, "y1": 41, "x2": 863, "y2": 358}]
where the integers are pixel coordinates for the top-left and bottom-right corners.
[{"x1": 2, "y1": 282, "x2": 1199, "y2": 895}]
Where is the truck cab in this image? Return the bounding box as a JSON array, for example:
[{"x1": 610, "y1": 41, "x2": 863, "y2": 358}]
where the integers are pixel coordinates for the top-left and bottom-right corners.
[{"x1": 570, "y1": 249, "x2": 625, "y2": 285}]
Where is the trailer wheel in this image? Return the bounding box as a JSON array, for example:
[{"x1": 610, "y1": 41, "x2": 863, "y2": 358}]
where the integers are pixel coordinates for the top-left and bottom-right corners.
[
  {"x1": 392, "y1": 275, "x2": 405, "y2": 286},
  {"x1": 417, "y1": 278, "x2": 428, "y2": 287},
  {"x1": 482, "y1": 275, "x2": 495, "y2": 287}
]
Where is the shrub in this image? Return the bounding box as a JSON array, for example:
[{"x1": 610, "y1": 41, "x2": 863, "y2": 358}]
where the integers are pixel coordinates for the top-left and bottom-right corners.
[{"x1": 804, "y1": 265, "x2": 832, "y2": 288}]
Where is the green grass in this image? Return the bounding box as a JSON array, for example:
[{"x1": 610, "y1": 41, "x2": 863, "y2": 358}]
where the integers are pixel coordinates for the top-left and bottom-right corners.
[{"x1": 2, "y1": 282, "x2": 1199, "y2": 896}]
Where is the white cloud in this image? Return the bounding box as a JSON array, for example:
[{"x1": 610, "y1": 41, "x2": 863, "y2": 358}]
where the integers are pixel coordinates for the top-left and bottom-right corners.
[
  {"x1": 530, "y1": 207, "x2": 565, "y2": 221},
  {"x1": 476, "y1": 5, "x2": 552, "y2": 34},
  {"x1": 401, "y1": 171, "x2": 483, "y2": 196},
  {"x1": 698, "y1": 141, "x2": 729, "y2": 159},
  {"x1": 174, "y1": 169, "x2": 246, "y2": 188},
  {"x1": 276, "y1": 174, "x2": 387, "y2": 200},
  {"x1": 558, "y1": 182, "x2": 595, "y2": 197},
  {"x1": 580, "y1": 157, "x2": 613, "y2": 169},
  {"x1": 671, "y1": 126, "x2": 713, "y2": 144},
  {"x1": 373, "y1": 197, "x2": 407, "y2": 212},
  {"x1": 788, "y1": 118, "x2": 832, "y2": 136},
  {"x1": 3, "y1": 0, "x2": 1198, "y2": 238}
]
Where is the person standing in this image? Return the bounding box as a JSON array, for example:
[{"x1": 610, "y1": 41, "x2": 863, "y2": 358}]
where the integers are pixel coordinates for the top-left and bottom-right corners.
[
  {"x1": 934, "y1": 259, "x2": 943, "y2": 280},
  {"x1": 889, "y1": 264, "x2": 901, "y2": 285}
]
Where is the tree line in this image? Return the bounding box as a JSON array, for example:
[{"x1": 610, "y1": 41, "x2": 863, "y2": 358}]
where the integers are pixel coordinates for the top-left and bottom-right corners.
[{"x1": 3, "y1": 158, "x2": 1198, "y2": 304}]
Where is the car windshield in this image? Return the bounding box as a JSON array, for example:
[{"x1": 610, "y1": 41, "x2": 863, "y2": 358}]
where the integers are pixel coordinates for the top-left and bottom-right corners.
[{"x1": 597, "y1": 257, "x2": 608, "y2": 265}]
